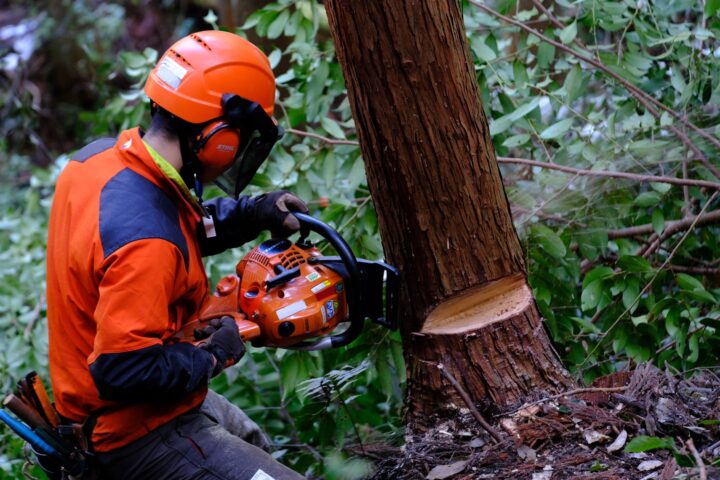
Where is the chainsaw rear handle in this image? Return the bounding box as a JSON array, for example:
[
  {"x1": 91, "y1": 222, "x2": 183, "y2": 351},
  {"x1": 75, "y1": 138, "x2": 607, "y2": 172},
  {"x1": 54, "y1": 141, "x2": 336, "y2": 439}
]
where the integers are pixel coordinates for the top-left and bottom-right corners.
[{"x1": 288, "y1": 212, "x2": 362, "y2": 350}]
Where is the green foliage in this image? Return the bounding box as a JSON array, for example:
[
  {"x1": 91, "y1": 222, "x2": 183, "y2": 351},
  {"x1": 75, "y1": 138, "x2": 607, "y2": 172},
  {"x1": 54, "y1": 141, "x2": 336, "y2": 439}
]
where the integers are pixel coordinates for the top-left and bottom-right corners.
[{"x1": 464, "y1": 0, "x2": 720, "y2": 381}]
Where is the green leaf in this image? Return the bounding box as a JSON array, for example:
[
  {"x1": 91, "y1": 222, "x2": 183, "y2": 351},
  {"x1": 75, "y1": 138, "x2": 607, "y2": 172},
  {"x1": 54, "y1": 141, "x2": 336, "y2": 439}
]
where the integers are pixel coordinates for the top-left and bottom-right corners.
[
  {"x1": 583, "y1": 266, "x2": 615, "y2": 288},
  {"x1": 676, "y1": 273, "x2": 705, "y2": 292},
  {"x1": 563, "y1": 64, "x2": 583, "y2": 103},
  {"x1": 502, "y1": 134, "x2": 531, "y2": 148},
  {"x1": 706, "y1": 0, "x2": 720, "y2": 16},
  {"x1": 634, "y1": 192, "x2": 661, "y2": 207},
  {"x1": 618, "y1": 255, "x2": 653, "y2": 273},
  {"x1": 267, "y1": 9, "x2": 290, "y2": 39},
  {"x1": 490, "y1": 98, "x2": 541, "y2": 136},
  {"x1": 280, "y1": 354, "x2": 300, "y2": 399},
  {"x1": 559, "y1": 21, "x2": 578, "y2": 44},
  {"x1": 651, "y1": 210, "x2": 664, "y2": 236},
  {"x1": 540, "y1": 118, "x2": 573, "y2": 139},
  {"x1": 624, "y1": 436, "x2": 676, "y2": 453},
  {"x1": 320, "y1": 117, "x2": 346, "y2": 139},
  {"x1": 623, "y1": 277, "x2": 640, "y2": 312},
  {"x1": 537, "y1": 41, "x2": 555, "y2": 69},
  {"x1": 531, "y1": 224, "x2": 566, "y2": 258},
  {"x1": 582, "y1": 280, "x2": 604, "y2": 311},
  {"x1": 471, "y1": 37, "x2": 497, "y2": 62}
]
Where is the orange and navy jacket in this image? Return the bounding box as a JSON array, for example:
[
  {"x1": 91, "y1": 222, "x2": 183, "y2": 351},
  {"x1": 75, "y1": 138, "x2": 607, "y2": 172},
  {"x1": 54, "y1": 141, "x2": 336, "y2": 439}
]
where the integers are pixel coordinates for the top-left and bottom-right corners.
[{"x1": 46, "y1": 127, "x2": 262, "y2": 452}]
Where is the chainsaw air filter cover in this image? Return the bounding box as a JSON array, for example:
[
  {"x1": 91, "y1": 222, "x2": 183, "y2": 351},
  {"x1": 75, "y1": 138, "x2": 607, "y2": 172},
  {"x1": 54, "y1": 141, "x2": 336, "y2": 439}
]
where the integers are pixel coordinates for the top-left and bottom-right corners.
[{"x1": 234, "y1": 238, "x2": 348, "y2": 347}]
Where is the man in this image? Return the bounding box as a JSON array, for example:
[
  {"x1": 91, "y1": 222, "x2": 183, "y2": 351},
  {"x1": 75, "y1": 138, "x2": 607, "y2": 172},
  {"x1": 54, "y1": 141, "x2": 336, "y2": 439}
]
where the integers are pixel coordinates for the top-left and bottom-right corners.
[{"x1": 46, "y1": 30, "x2": 306, "y2": 479}]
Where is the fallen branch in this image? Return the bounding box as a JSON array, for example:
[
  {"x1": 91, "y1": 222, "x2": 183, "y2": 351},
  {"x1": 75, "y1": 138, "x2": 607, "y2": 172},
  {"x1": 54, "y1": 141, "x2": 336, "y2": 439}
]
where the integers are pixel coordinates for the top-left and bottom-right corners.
[
  {"x1": 507, "y1": 387, "x2": 627, "y2": 414},
  {"x1": 436, "y1": 363, "x2": 503, "y2": 443},
  {"x1": 686, "y1": 438, "x2": 707, "y2": 480},
  {"x1": 497, "y1": 157, "x2": 720, "y2": 190},
  {"x1": 468, "y1": 0, "x2": 720, "y2": 180}
]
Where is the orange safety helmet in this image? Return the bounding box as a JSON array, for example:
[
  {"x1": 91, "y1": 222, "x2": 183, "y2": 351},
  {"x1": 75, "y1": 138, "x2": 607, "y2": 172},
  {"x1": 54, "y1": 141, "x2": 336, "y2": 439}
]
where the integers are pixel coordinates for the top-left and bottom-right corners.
[
  {"x1": 145, "y1": 30, "x2": 275, "y2": 123},
  {"x1": 144, "y1": 31, "x2": 282, "y2": 195}
]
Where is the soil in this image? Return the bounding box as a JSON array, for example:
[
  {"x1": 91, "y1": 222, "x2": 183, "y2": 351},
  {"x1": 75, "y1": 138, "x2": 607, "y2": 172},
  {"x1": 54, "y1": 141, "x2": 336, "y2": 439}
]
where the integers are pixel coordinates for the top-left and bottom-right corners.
[{"x1": 361, "y1": 364, "x2": 720, "y2": 479}]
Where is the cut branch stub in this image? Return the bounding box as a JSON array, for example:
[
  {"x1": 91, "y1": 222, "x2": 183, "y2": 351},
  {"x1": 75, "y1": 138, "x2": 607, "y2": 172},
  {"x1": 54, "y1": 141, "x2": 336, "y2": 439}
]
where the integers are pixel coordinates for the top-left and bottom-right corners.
[{"x1": 408, "y1": 274, "x2": 573, "y2": 428}]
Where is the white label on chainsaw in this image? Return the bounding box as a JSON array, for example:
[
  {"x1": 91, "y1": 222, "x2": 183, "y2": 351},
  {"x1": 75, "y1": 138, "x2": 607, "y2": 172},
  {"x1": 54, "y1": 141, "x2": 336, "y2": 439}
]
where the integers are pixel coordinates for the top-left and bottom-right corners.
[
  {"x1": 156, "y1": 57, "x2": 187, "y2": 89},
  {"x1": 276, "y1": 300, "x2": 307, "y2": 320},
  {"x1": 250, "y1": 470, "x2": 275, "y2": 480},
  {"x1": 311, "y1": 280, "x2": 331, "y2": 294}
]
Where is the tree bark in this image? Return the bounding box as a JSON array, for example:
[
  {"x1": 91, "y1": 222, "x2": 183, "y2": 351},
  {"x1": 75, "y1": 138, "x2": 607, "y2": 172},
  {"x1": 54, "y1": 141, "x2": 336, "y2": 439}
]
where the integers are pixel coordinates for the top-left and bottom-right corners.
[{"x1": 324, "y1": 0, "x2": 574, "y2": 429}]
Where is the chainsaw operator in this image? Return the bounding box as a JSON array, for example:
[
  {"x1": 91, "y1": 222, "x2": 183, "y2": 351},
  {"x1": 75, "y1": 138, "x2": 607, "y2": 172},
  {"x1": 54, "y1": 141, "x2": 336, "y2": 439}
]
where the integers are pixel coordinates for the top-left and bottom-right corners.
[{"x1": 46, "y1": 31, "x2": 306, "y2": 479}]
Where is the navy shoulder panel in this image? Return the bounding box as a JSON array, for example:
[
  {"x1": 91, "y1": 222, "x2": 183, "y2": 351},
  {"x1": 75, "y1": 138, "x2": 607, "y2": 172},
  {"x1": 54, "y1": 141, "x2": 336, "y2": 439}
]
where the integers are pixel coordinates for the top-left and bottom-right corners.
[
  {"x1": 100, "y1": 168, "x2": 189, "y2": 268},
  {"x1": 71, "y1": 138, "x2": 116, "y2": 163}
]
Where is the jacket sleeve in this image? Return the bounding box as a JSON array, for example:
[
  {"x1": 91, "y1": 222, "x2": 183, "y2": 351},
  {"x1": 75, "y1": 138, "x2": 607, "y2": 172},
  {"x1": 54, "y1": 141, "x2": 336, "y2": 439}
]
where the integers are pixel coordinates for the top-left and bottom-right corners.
[
  {"x1": 88, "y1": 239, "x2": 215, "y2": 402},
  {"x1": 197, "y1": 195, "x2": 262, "y2": 256}
]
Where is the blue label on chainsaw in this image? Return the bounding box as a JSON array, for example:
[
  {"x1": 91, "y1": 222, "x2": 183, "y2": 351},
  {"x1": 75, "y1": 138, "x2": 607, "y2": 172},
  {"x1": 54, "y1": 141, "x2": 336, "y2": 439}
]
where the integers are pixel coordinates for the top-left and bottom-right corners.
[{"x1": 325, "y1": 300, "x2": 336, "y2": 319}]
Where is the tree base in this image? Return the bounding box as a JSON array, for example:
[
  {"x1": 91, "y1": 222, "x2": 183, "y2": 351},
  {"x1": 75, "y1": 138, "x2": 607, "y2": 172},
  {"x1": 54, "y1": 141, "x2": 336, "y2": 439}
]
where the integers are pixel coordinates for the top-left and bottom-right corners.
[{"x1": 406, "y1": 274, "x2": 574, "y2": 430}]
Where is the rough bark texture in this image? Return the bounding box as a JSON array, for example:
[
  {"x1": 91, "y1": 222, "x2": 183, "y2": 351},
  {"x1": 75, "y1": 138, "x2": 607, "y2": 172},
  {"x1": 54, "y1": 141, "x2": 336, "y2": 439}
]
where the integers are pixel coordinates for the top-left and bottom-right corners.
[{"x1": 324, "y1": 0, "x2": 573, "y2": 429}]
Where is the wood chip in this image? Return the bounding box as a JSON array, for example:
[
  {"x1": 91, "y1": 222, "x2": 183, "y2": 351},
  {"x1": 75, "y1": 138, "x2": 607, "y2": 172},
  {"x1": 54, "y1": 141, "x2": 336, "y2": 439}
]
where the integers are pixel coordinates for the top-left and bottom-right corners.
[
  {"x1": 606, "y1": 430, "x2": 628, "y2": 453},
  {"x1": 517, "y1": 444, "x2": 537, "y2": 462},
  {"x1": 637, "y1": 460, "x2": 664, "y2": 471},
  {"x1": 426, "y1": 460, "x2": 468, "y2": 480},
  {"x1": 583, "y1": 429, "x2": 610, "y2": 445}
]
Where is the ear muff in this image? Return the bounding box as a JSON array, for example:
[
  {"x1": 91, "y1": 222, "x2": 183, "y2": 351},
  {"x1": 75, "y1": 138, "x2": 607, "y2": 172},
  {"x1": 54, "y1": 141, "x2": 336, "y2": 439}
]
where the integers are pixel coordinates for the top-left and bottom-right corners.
[{"x1": 193, "y1": 120, "x2": 242, "y2": 182}]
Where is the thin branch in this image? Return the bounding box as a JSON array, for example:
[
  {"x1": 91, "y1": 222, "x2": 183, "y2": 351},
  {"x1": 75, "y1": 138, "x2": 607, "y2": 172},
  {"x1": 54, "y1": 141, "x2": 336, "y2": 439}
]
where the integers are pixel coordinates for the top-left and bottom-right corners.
[
  {"x1": 468, "y1": 0, "x2": 720, "y2": 180},
  {"x1": 286, "y1": 128, "x2": 359, "y2": 146},
  {"x1": 665, "y1": 265, "x2": 720, "y2": 276},
  {"x1": 287, "y1": 126, "x2": 720, "y2": 190},
  {"x1": 436, "y1": 363, "x2": 503, "y2": 443},
  {"x1": 608, "y1": 210, "x2": 720, "y2": 239},
  {"x1": 497, "y1": 157, "x2": 720, "y2": 190},
  {"x1": 686, "y1": 438, "x2": 707, "y2": 480},
  {"x1": 507, "y1": 386, "x2": 627, "y2": 414}
]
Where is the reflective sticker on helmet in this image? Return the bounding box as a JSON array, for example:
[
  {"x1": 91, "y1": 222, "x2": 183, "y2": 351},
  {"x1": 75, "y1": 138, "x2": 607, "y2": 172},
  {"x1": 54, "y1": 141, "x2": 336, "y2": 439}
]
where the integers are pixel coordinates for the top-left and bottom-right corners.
[{"x1": 156, "y1": 57, "x2": 188, "y2": 89}]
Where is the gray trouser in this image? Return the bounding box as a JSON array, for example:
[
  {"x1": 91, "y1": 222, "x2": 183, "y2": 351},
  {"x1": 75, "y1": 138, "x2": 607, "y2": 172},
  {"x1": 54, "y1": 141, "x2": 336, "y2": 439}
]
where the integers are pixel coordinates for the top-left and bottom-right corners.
[{"x1": 94, "y1": 391, "x2": 304, "y2": 480}]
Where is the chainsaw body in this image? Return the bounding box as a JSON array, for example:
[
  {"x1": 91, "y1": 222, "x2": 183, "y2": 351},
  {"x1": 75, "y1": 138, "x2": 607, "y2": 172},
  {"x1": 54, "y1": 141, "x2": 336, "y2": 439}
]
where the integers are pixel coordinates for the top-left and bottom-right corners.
[{"x1": 178, "y1": 213, "x2": 399, "y2": 350}]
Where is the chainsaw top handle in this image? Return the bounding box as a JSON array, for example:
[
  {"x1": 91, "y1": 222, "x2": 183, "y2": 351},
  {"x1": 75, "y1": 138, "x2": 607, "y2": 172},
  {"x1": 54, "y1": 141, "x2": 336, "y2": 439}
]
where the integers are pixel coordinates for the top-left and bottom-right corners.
[{"x1": 288, "y1": 212, "x2": 362, "y2": 350}]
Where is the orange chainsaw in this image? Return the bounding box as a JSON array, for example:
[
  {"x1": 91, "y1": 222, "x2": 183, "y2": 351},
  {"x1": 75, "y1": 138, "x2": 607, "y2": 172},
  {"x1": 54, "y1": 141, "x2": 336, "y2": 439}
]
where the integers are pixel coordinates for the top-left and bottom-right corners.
[{"x1": 175, "y1": 213, "x2": 399, "y2": 350}]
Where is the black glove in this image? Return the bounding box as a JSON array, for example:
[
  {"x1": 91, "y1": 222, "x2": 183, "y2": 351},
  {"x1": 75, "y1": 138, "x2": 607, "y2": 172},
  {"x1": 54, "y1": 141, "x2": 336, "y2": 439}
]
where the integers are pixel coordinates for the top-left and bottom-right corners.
[
  {"x1": 253, "y1": 190, "x2": 309, "y2": 237},
  {"x1": 197, "y1": 316, "x2": 245, "y2": 377},
  {"x1": 198, "y1": 191, "x2": 308, "y2": 256}
]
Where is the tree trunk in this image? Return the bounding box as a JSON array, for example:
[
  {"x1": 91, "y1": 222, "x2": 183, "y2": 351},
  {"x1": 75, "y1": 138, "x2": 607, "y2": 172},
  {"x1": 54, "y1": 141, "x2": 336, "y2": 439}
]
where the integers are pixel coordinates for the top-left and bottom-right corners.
[{"x1": 323, "y1": 0, "x2": 574, "y2": 429}]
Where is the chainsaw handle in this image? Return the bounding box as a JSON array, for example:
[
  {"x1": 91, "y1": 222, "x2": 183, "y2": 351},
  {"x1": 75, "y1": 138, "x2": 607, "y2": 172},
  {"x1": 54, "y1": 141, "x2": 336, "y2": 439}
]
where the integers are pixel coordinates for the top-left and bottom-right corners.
[{"x1": 290, "y1": 212, "x2": 363, "y2": 350}]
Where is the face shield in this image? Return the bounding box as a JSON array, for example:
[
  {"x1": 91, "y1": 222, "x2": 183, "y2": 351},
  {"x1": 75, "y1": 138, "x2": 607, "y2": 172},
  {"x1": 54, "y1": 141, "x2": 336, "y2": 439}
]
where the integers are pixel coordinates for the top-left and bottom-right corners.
[{"x1": 214, "y1": 93, "x2": 284, "y2": 197}]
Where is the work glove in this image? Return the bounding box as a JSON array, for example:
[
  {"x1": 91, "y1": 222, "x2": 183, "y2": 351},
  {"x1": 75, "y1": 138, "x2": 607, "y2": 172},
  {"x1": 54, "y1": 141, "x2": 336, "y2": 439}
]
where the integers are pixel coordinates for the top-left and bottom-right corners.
[
  {"x1": 196, "y1": 316, "x2": 245, "y2": 377},
  {"x1": 198, "y1": 191, "x2": 308, "y2": 256},
  {"x1": 252, "y1": 190, "x2": 309, "y2": 237}
]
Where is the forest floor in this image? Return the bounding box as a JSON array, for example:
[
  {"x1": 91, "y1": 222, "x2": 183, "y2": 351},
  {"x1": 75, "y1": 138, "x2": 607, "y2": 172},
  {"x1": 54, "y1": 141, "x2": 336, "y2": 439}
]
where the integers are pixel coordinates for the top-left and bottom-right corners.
[{"x1": 361, "y1": 364, "x2": 720, "y2": 479}]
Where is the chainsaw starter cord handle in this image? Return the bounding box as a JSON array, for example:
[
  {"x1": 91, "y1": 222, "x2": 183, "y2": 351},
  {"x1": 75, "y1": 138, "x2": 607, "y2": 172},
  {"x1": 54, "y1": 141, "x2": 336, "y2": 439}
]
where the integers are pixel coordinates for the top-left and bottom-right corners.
[{"x1": 291, "y1": 213, "x2": 363, "y2": 349}]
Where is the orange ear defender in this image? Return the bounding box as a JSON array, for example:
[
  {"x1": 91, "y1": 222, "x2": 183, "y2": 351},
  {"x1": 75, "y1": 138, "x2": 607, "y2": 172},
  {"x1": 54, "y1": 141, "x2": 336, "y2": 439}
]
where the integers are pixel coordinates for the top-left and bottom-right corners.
[{"x1": 193, "y1": 121, "x2": 242, "y2": 182}]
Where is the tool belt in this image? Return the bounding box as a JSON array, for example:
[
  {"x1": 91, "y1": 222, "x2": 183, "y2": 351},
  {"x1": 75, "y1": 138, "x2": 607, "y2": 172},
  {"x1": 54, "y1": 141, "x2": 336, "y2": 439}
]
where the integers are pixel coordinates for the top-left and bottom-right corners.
[{"x1": 0, "y1": 371, "x2": 96, "y2": 479}]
